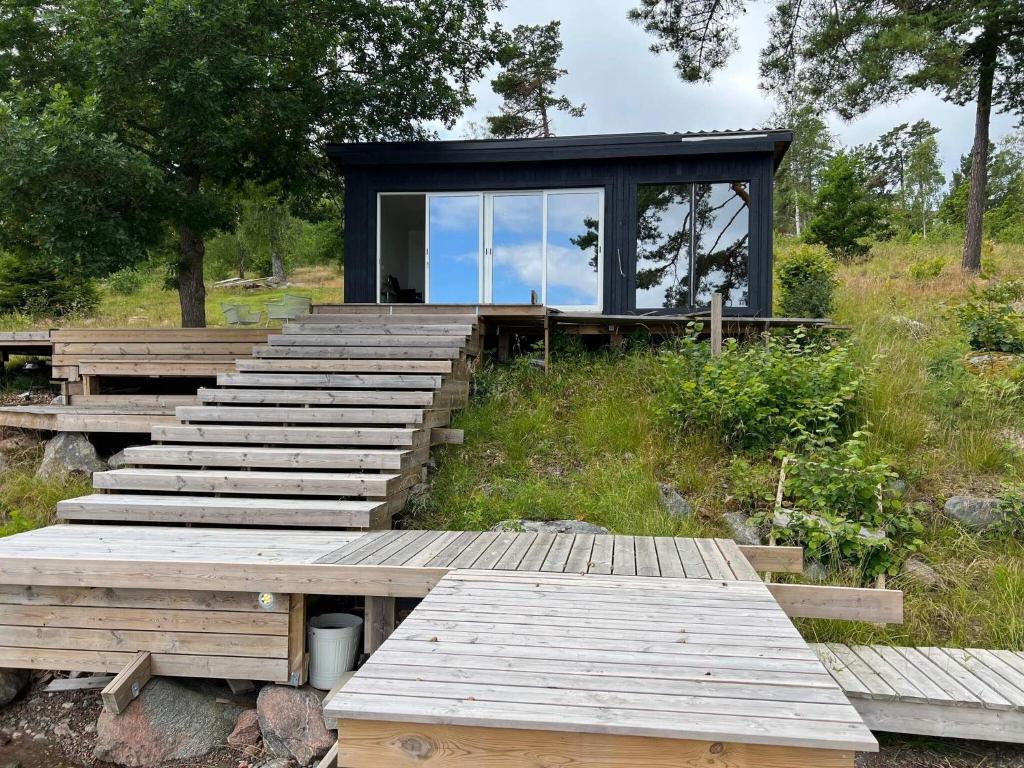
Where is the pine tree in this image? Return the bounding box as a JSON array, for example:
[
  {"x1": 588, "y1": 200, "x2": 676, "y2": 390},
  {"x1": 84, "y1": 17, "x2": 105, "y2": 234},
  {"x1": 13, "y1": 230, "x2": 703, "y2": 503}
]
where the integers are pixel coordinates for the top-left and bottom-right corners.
[
  {"x1": 804, "y1": 153, "x2": 889, "y2": 260},
  {"x1": 486, "y1": 21, "x2": 585, "y2": 139}
]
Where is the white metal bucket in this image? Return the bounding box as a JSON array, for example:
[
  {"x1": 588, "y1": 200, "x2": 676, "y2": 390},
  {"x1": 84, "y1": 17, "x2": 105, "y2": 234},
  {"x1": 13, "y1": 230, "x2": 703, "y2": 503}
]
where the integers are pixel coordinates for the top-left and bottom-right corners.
[{"x1": 308, "y1": 613, "x2": 363, "y2": 690}]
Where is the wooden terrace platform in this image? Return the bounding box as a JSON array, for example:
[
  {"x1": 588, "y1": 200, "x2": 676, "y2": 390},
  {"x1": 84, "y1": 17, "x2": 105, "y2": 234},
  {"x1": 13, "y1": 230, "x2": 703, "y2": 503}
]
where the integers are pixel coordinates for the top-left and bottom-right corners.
[{"x1": 326, "y1": 570, "x2": 877, "y2": 767}]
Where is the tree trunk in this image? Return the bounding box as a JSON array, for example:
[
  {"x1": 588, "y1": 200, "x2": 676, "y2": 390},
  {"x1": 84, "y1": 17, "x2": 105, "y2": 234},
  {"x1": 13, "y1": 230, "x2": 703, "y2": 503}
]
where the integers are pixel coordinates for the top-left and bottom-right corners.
[
  {"x1": 962, "y1": 49, "x2": 996, "y2": 273},
  {"x1": 270, "y1": 246, "x2": 286, "y2": 283},
  {"x1": 178, "y1": 222, "x2": 207, "y2": 327}
]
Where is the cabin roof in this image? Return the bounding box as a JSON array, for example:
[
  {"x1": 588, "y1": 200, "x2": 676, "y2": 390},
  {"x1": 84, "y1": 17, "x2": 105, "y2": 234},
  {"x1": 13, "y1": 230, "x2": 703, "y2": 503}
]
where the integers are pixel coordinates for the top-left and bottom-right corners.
[{"x1": 327, "y1": 129, "x2": 793, "y2": 169}]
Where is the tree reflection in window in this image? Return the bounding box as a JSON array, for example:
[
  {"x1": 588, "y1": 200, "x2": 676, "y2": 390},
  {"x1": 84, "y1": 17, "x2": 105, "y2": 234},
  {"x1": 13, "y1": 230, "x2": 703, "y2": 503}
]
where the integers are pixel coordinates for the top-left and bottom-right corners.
[
  {"x1": 694, "y1": 181, "x2": 749, "y2": 307},
  {"x1": 635, "y1": 181, "x2": 749, "y2": 309}
]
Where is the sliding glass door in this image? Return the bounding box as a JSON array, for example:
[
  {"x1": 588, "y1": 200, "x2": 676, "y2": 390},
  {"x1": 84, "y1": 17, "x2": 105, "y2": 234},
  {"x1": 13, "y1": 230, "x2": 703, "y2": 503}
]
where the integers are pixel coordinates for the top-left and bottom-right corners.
[{"x1": 378, "y1": 188, "x2": 603, "y2": 310}]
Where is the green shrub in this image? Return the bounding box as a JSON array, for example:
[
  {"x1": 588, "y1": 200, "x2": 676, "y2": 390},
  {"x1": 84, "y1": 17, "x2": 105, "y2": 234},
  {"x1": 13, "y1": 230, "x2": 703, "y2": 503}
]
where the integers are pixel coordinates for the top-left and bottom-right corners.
[
  {"x1": 105, "y1": 265, "x2": 146, "y2": 295},
  {"x1": 776, "y1": 245, "x2": 837, "y2": 318},
  {"x1": 994, "y1": 484, "x2": 1024, "y2": 537},
  {"x1": 760, "y1": 433, "x2": 923, "y2": 580},
  {"x1": 909, "y1": 255, "x2": 945, "y2": 280},
  {"x1": 954, "y1": 280, "x2": 1024, "y2": 353},
  {"x1": 662, "y1": 328, "x2": 861, "y2": 451},
  {"x1": 0, "y1": 252, "x2": 98, "y2": 318}
]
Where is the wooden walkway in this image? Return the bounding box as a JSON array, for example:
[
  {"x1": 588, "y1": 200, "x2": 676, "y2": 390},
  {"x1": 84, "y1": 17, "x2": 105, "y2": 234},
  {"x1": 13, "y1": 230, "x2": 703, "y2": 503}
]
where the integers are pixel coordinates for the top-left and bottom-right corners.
[
  {"x1": 326, "y1": 570, "x2": 877, "y2": 767},
  {"x1": 815, "y1": 643, "x2": 1024, "y2": 743},
  {"x1": 56, "y1": 310, "x2": 478, "y2": 530}
]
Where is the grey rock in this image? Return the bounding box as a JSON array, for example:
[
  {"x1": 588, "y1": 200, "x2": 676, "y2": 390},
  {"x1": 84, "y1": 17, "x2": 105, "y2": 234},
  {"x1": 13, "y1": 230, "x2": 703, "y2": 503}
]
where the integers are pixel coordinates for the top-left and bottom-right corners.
[
  {"x1": 257, "y1": 685, "x2": 333, "y2": 766},
  {"x1": 106, "y1": 448, "x2": 134, "y2": 469},
  {"x1": 884, "y1": 478, "x2": 909, "y2": 499},
  {"x1": 900, "y1": 557, "x2": 941, "y2": 589},
  {"x1": 50, "y1": 395, "x2": 66, "y2": 406},
  {"x1": 888, "y1": 315, "x2": 927, "y2": 338},
  {"x1": 858, "y1": 526, "x2": 888, "y2": 543},
  {"x1": 93, "y1": 678, "x2": 244, "y2": 767},
  {"x1": 723, "y1": 512, "x2": 761, "y2": 545},
  {"x1": 256, "y1": 760, "x2": 293, "y2": 768},
  {"x1": 658, "y1": 483, "x2": 693, "y2": 519},
  {"x1": 0, "y1": 669, "x2": 29, "y2": 708},
  {"x1": 491, "y1": 519, "x2": 611, "y2": 535},
  {"x1": 803, "y1": 561, "x2": 828, "y2": 582},
  {"x1": 36, "y1": 432, "x2": 106, "y2": 480},
  {"x1": 943, "y1": 495, "x2": 1001, "y2": 530}
]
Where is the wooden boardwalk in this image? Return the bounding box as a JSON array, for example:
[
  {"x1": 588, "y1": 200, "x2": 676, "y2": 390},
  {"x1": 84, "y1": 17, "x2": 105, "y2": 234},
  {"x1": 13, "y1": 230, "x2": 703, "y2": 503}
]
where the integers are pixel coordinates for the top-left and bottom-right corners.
[
  {"x1": 56, "y1": 311, "x2": 479, "y2": 530},
  {"x1": 326, "y1": 570, "x2": 877, "y2": 767},
  {"x1": 814, "y1": 643, "x2": 1024, "y2": 743}
]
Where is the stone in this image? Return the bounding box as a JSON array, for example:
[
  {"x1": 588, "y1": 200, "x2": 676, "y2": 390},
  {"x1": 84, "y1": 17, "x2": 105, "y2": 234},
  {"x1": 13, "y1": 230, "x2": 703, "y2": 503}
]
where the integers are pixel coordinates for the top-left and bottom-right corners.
[
  {"x1": 490, "y1": 519, "x2": 611, "y2": 535},
  {"x1": 106, "y1": 448, "x2": 134, "y2": 469},
  {"x1": 943, "y1": 495, "x2": 1001, "y2": 530},
  {"x1": 964, "y1": 351, "x2": 1022, "y2": 377},
  {"x1": 884, "y1": 478, "x2": 909, "y2": 499},
  {"x1": 803, "y1": 561, "x2": 828, "y2": 582},
  {"x1": 0, "y1": 669, "x2": 29, "y2": 708},
  {"x1": 93, "y1": 678, "x2": 245, "y2": 767},
  {"x1": 900, "y1": 557, "x2": 941, "y2": 589},
  {"x1": 50, "y1": 395, "x2": 66, "y2": 406},
  {"x1": 53, "y1": 719, "x2": 74, "y2": 739},
  {"x1": 36, "y1": 432, "x2": 106, "y2": 480},
  {"x1": 227, "y1": 709, "x2": 261, "y2": 754},
  {"x1": 888, "y1": 315, "x2": 927, "y2": 338},
  {"x1": 658, "y1": 483, "x2": 693, "y2": 519},
  {"x1": 256, "y1": 760, "x2": 293, "y2": 768},
  {"x1": 858, "y1": 526, "x2": 888, "y2": 543},
  {"x1": 257, "y1": 685, "x2": 333, "y2": 767},
  {"x1": 722, "y1": 512, "x2": 761, "y2": 545}
]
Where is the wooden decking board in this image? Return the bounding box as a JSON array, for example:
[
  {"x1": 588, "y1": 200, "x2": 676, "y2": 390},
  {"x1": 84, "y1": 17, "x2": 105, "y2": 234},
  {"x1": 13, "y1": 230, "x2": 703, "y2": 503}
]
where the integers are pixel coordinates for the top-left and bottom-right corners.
[
  {"x1": 517, "y1": 532, "x2": 556, "y2": 571},
  {"x1": 470, "y1": 531, "x2": 519, "y2": 570},
  {"x1": 427, "y1": 531, "x2": 483, "y2": 568},
  {"x1": 325, "y1": 571, "x2": 877, "y2": 755},
  {"x1": 197, "y1": 388, "x2": 436, "y2": 406},
  {"x1": 612, "y1": 535, "x2": 636, "y2": 576},
  {"x1": 120, "y1": 445, "x2": 410, "y2": 471},
  {"x1": 493, "y1": 532, "x2": 536, "y2": 570},
  {"x1": 175, "y1": 405, "x2": 426, "y2": 425},
  {"x1": 217, "y1": 372, "x2": 444, "y2": 389},
  {"x1": 676, "y1": 537, "x2": 710, "y2": 579},
  {"x1": 448, "y1": 532, "x2": 501, "y2": 569},
  {"x1": 539, "y1": 532, "x2": 575, "y2": 572},
  {"x1": 564, "y1": 533, "x2": 595, "y2": 574}
]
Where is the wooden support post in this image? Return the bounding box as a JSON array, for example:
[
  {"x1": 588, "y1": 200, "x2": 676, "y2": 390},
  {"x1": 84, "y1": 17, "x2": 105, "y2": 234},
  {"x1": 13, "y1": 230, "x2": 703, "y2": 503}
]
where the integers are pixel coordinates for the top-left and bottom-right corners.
[
  {"x1": 287, "y1": 593, "x2": 307, "y2": 686},
  {"x1": 497, "y1": 331, "x2": 510, "y2": 363},
  {"x1": 101, "y1": 651, "x2": 152, "y2": 714},
  {"x1": 364, "y1": 596, "x2": 396, "y2": 656},
  {"x1": 543, "y1": 313, "x2": 551, "y2": 373},
  {"x1": 81, "y1": 374, "x2": 99, "y2": 396},
  {"x1": 710, "y1": 293, "x2": 723, "y2": 357}
]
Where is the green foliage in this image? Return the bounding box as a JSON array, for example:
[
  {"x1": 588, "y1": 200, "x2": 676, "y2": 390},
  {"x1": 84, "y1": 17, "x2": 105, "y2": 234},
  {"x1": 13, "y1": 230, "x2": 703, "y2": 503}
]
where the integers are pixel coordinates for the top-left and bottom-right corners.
[
  {"x1": 763, "y1": 434, "x2": 923, "y2": 580},
  {"x1": 994, "y1": 484, "x2": 1024, "y2": 537},
  {"x1": 105, "y1": 265, "x2": 147, "y2": 295},
  {"x1": 908, "y1": 256, "x2": 945, "y2": 280},
  {"x1": 954, "y1": 280, "x2": 1024, "y2": 353},
  {"x1": 0, "y1": 252, "x2": 98, "y2": 318},
  {"x1": 775, "y1": 244, "x2": 837, "y2": 318},
  {"x1": 486, "y1": 21, "x2": 585, "y2": 138},
  {"x1": 805, "y1": 153, "x2": 891, "y2": 260},
  {"x1": 662, "y1": 328, "x2": 861, "y2": 451}
]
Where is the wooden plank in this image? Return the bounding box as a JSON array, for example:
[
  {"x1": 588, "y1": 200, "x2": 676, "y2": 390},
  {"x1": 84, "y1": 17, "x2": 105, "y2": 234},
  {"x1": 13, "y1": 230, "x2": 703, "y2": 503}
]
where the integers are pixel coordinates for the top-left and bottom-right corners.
[
  {"x1": 810, "y1": 645, "x2": 872, "y2": 698},
  {"x1": 611, "y1": 535, "x2": 636, "y2": 576},
  {"x1": 218, "y1": 372, "x2": 443, "y2": 389},
  {"x1": 564, "y1": 534, "x2": 595, "y2": 574},
  {"x1": 851, "y1": 697, "x2": 1024, "y2": 743},
  {"x1": 539, "y1": 534, "x2": 575, "y2": 573},
  {"x1": 449, "y1": 532, "x2": 501, "y2": 570},
  {"x1": 92, "y1": 468, "x2": 397, "y2": 497},
  {"x1": 0, "y1": 603, "x2": 289, "y2": 635},
  {"x1": 336, "y1": 720, "x2": 857, "y2": 768},
  {"x1": 197, "y1": 388, "x2": 435, "y2": 407},
  {"x1": 0, "y1": 625, "x2": 287, "y2": 658},
  {"x1": 253, "y1": 345, "x2": 462, "y2": 360},
  {"x1": 653, "y1": 537, "x2": 685, "y2": 578},
  {"x1": 470, "y1": 532, "x2": 518, "y2": 570},
  {"x1": 45, "y1": 675, "x2": 115, "y2": 692},
  {"x1": 152, "y1": 424, "x2": 423, "y2": 447},
  {"x1": 870, "y1": 645, "x2": 956, "y2": 703},
  {"x1": 316, "y1": 742, "x2": 338, "y2": 768},
  {"x1": 675, "y1": 538, "x2": 710, "y2": 579},
  {"x1": 634, "y1": 537, "x2": 661, "y2": 577},
  {"x1": 891, "y1": 647, "x2": 981, "y2": 705},
  {"x1": 767, "y1": 584, "x2": 903, "y2": 624},
  {"x1": 364, "y1": 596, "x2": 395, "y2": 656},
  {"x1": 588, "y1": 535, "x2": 613, "y2": 575},
  {"x1": 269, "y1": 334, "x2": 467, "y2": 348},
  {"x1": 284, "y1": 323, "x2": 473, "y2": 335},
  {"x1": 431, "y1": 427, "x2": 464, "y2": 445},
  {"x1": 289, "y1": 594, "x2": 307, "y2": 685},
  {"x1": 426, "y1": 532, "x2": 482, "y2": 569},
  {"x1": 176, "y1": 405, "x2": 425, "y2": 425},
  {"x1": 235, "y1": 358, "x2": 452, "y2": 373},
  {"x1": 121, "y1": 445, "x2": 410, "y2": 471},
  {"x1": 101, "y1": 651, "x2": 152, "y2": 714},
  {"x1": 738, "y1": 545, "x2": 803, "y2": 574},
  {"x1": 695, "y1": 539, "x2": 733, "y2": 580},
  {"x1": 821, "y1": 644, "x2": 896, "y2": 700},
  {"x1": 517, "y1": 533, "x2": 556, "y2": 572},
  {"x1": 51, "y1": 329, "x2": 268, "y2": 343},
  {"x1": 59, "y1": 342, "x2": 259, "y2": 355},
  {"x1": 715, "y1": 539, "x2": 761, "y2": 582},
  {"x1": 492, "y1": 533, "x2": 536, "y2": 571}
]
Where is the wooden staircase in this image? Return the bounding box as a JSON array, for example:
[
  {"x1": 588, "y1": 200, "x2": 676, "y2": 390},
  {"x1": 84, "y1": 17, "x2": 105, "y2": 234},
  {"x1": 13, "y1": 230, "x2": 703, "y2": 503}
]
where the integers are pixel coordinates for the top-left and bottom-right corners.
[{"x1": 57, "y1": 310, "x2": 478, "y2": 530}]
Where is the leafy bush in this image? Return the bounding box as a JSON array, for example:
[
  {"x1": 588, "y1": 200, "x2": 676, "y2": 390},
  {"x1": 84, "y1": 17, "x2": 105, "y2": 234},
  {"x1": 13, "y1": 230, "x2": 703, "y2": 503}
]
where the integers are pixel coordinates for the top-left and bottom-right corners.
[
  {"x1": 804, "y1": 152, "x2": 891, "y2": 260},
  {"x1": 760, "y1": 433, "x2": 923, "y2": 580},
  {"x1": 105, "y1": 265, "x2": 146, "y2": 295},
  {"x1": 994, "y1": 484, "x2": 1024, "y2": 537},
  {"x1": 662, "y1": 328, "x2": 861, "y2": 451},
  {"x1": 0, "y1": 252, "x2": 98, "y2": 318},
  {"x1": 776, "y1": 244, "x2": 837, "y2": 318},
  {"x1": 954, "y1": 280, "x2": 1024, "y2": 353},
  {"x1": 909, "y1": 255, "x2": 945, "y2": 280}
]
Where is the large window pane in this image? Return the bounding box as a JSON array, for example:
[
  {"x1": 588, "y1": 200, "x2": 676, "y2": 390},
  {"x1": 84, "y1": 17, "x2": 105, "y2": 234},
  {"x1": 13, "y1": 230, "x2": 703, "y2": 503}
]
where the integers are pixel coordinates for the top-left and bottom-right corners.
[
  {"x1": 545, "y1": 191, "x2": 600, "y2": 308},
  {"x1": 491, "y1": 194, "x2": 543, "y2": 304},
  {"x1": 428, "y1": 195, "x2": 481, "y2": 303},
  {"x1": 379, "y1": 194, "x2": 425, "y2": 303},
  {"x1": 635, "y1": 183, "x2": 692, "y2": 308},
  {"x1": 694, "y1": 182, "x2": 750, "y2": 307}
]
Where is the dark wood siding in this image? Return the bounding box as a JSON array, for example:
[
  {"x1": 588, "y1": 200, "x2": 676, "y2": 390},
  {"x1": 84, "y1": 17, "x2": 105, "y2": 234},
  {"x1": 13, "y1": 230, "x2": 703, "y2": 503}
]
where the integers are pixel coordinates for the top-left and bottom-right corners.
[{"x1": 342, "y1": 152, "x2": 777, "y2": 316}]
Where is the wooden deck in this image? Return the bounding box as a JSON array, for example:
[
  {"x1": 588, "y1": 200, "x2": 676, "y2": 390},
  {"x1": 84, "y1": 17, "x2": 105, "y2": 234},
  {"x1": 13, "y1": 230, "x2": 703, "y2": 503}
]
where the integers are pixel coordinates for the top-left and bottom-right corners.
[
  {"x1": 326, "y1": 570, "x2": 877, "y2": 767},
  {"x1": 0, "y1": 403, "x2": 180, "y2": 433},
  {"x1": 815, "y1": 643, "x2": 1024, "y2": 743}
]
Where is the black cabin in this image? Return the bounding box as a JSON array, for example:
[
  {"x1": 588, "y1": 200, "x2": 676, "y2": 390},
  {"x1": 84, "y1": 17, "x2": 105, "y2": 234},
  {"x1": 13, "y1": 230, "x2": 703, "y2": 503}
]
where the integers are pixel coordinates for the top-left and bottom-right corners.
[{"x1": 328, "y1": 130, "x2": 792, "y2": 317}]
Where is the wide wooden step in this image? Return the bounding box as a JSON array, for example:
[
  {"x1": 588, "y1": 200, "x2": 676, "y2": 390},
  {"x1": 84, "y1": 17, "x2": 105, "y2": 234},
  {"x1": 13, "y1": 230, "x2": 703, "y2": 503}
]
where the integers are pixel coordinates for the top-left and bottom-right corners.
[
  {"x1": 218, "y1": 373, "x2": 443, "y2": 390},
  {"x1": 57, "y1": 494, "x2": 385, "y2": 528},
  {"x1": 175, "y1": 406, "x2": 426, "y2": 426},
  {"x1": 93, "y1": 468, "x2": 399, "y2": 496},
  {"x1": 282, "y1": 324, "x2": 474, "y2": 336},
  {"x1": 196, "y1": 388, "x2": 436, "y2": 407},
  {"x1": 268, "y1": 334, "x2": 467, "y2": 348},
  {"x1": 121, "y1": 445, "x2": 414, "y2": 471},
  {"x1": 252, "y1": 345, "x2": 463, "y2": 360},
  {"x1": 234, "y1": 358, "x2": 453, "y2": 374},
  {"x1": 298, "y1": 313, "x2": 478, "y2": 325},
  {"x1": 152, "y1": 424, "x2": 425, "y2": 446}
]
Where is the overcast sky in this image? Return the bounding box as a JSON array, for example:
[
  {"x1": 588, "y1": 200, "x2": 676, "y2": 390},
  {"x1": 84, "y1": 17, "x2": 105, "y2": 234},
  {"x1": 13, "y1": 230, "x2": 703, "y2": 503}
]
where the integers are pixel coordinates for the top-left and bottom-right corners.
[{"x1": 443, "y1": 0, "x2": 1019, "y2": 178}]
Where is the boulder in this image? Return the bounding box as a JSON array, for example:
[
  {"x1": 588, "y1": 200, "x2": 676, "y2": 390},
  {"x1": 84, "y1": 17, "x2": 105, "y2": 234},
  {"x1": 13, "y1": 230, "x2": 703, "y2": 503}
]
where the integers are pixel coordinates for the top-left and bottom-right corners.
[
  {"x1": 722, "y1": 512, "x2": 760, "y2": 545},
  {"x1": 93, "y1": 678, "x2": 245, "y2": 767},
  {"x1": 36, "y1": 432, "x2": 106, "y2": 480},
  {"x1": 490, "y1": 519, "x2": 610, "y2": 535},
  {"x1": 900, "y1": 557, "x2": 941, "y2": 589},
  {"x1": 0, "y1": 669, "x2": 29, "y2": 708},
  {"x1": 943, "y1": 496, "x2": 1001, "y2": 530},
  {"x1": 227, "y1": 709, "x2": 261, "y2": 755},
  {"x1": 106, "y1": 448, "x2": 134, "y2": 469},
  {"x1": 257, "y1": 685, "x2": 333, "y2": 767},
  {"x1": 658, "y1": 483, "x2": 693, "y2": 519}
]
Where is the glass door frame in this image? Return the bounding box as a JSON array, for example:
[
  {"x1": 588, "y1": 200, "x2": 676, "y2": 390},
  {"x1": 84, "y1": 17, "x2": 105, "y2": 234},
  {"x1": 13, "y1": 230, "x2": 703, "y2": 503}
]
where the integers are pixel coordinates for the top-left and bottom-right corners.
[{"x1": 376, "y1": 188, "x2": 604, "y2": 311}]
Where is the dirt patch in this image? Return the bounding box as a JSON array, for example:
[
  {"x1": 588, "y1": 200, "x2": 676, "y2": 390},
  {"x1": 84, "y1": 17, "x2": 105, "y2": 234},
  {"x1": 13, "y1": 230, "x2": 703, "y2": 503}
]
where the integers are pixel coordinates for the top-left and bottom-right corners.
[{"x1": 858, "y1": 735, "x2": 1024, "y2": 767}]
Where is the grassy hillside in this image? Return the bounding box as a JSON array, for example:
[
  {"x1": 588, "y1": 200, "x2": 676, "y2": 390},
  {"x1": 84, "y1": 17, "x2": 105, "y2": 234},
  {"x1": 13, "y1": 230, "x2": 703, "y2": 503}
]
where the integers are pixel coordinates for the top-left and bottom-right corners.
[{"x1": 412, "y1": 238, "x2": 1024, "y2": 649}]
